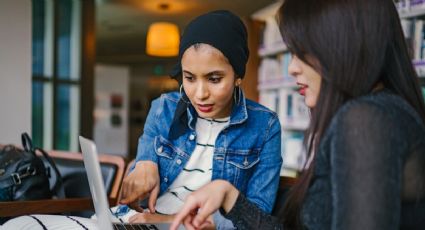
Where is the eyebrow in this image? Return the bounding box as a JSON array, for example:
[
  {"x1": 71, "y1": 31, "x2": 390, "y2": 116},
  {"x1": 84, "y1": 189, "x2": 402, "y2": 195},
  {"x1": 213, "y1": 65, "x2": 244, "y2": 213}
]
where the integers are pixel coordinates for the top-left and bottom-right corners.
[{"x1": 183, "y1": 70, "x2": 225, "y2": 78}]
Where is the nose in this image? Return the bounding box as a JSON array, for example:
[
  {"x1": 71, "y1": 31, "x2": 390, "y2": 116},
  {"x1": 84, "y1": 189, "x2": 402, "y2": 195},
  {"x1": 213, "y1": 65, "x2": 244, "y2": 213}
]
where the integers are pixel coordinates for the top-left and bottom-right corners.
[
  {"x1": 195, "y1": 82, "x2": 209, "y2": 101},
  {"x1": 288, "y1": 55, "x2": 301, "y2": 77}
]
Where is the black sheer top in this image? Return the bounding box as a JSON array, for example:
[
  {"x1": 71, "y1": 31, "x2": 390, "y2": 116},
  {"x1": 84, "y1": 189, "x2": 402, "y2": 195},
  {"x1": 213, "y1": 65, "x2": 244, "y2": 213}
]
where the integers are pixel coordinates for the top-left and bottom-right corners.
[{"x1": 223, "y1": 90, "x2": 425, "y2": 229}]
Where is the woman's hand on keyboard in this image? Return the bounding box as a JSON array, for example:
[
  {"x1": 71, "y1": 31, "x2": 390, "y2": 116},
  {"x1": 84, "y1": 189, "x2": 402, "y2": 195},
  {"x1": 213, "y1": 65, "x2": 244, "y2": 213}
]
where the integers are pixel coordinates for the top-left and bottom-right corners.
[
  {"x1": 128, "y1": 212, "x2": 174, "y2": 223},
  {"x1": 170, "y1": 180, "x2": 239, "y2": 230},
  {"x1": 119, "y1": 161, "x2": 160, "y2": 213}
]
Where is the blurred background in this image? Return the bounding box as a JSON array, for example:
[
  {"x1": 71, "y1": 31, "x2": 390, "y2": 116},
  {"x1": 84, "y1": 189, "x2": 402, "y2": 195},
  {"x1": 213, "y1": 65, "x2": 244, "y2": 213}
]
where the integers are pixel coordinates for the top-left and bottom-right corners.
[
  {"x1": 0, "y1": 0, "x2": 278, "y2": 159},
  {"x1": 1, "y1": 0, "x2": 424, "y2": 177}
]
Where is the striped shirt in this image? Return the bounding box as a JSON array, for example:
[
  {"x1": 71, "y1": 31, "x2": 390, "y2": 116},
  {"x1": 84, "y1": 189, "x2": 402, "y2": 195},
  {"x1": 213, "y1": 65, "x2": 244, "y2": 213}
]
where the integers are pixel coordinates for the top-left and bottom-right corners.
[{"x1": 155, "y1": 116, "x2": 230, "y2": 214}]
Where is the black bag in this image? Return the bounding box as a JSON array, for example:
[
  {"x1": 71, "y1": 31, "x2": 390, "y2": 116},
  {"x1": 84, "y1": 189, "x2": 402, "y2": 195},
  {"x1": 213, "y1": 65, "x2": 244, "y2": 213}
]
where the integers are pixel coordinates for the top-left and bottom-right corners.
[{"x1": 0, "y1": 133, "x2": 64, "y2": 201}]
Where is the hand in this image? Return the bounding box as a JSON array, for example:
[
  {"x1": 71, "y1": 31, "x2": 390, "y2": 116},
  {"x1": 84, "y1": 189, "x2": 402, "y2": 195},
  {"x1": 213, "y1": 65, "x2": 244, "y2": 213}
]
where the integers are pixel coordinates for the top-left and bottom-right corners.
[
  {"x1": 170, "y1": 180, "x2": 239, "y2": 230},
  {"x1": 129, "y1": 212, "x2": 175, "y2": 223},
  {"x1": 119, "y1": 161, "x2": 160, "y2": 213}
]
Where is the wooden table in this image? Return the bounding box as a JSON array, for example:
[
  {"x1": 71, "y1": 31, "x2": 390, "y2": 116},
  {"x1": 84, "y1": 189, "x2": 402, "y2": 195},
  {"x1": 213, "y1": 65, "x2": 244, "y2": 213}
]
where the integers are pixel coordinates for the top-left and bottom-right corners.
[{"x1": 0, "y1": 197, "x2": 116, "y2": 217}]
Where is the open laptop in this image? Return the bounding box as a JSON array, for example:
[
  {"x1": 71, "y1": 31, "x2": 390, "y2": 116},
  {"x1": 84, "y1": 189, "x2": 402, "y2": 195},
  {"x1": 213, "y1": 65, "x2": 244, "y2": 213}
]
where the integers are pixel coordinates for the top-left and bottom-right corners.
[{"x1": 79, "y1": 136, "x2": 181, "y2": 230}]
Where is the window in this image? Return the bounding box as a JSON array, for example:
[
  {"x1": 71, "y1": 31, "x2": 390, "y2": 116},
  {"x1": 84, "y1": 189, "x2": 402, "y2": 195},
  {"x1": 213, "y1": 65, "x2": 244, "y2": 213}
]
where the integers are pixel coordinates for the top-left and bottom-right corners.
[{"x1": 32, "y1": 0, "x2": 82, "y2": 151}]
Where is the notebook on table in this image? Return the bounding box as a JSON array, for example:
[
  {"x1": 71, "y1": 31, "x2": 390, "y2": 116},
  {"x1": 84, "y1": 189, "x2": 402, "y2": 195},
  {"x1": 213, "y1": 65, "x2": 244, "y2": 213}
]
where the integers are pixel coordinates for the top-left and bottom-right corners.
[{"x1": 79, "y1": 136, "x2": 183, "y2": 230}]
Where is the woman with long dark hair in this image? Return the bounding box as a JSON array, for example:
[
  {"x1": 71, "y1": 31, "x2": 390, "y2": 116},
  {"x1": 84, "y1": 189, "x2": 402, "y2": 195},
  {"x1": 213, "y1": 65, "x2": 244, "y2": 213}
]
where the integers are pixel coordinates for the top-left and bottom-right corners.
[{"x1": 171, "y1": 0, "x2": 425, "y2": 229}]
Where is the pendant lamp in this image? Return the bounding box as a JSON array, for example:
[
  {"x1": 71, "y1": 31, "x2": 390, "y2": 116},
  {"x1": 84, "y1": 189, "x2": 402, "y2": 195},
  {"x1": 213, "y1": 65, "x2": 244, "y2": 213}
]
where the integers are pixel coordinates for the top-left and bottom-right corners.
[{"x1": 146, "y1": 22, "x2": 180, "y2": 57}]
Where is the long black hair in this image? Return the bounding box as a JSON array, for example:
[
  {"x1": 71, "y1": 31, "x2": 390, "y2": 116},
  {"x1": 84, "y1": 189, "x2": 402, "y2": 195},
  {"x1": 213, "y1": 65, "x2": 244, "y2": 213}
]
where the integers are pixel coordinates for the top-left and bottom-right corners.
[{"x1": 277, "y1": 0, "x2": 425, "y2": 228}]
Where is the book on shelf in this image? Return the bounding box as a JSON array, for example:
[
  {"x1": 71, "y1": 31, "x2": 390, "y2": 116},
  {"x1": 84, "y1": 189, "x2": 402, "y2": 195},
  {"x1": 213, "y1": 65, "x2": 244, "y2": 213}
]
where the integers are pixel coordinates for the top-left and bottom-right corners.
[
  {"x1": 395, "y1": 0, "x2": 410, "y2": 12},
  {"x1": 293, "y1": 92, "x2": 310, "y2": 122},
  {"x1": 279, "y1": 53, "x2": 292, "y2": 81},
  {"x1": 282, "y1": 132, "x2": 306, "y2": 171},
  {"x1": 258, "y1": 17, "x2": 285, "y2": 56},
  {"x1": 410, "y1": 0, "x2": 425, "y2": 9},
  {"x1": 413, "y1": 60, "x2": 425, "y2": 76},
  {"x1": 258, "y1": 58, "x2": 282, "y2": 83},
  {"x1": 401, "y1": 19, "x2": 414, "y2": 57},
  {"x1": 259, "y1": 88, "x2": 309, "y2": 130},
  {"x1": 400, "y1": 16, "x2": 425, "y2": 76},
  {"x1": 396, "y1": 0, "x2": 425, "y2": 13},
  {"x1": 413, "y1": 19, "x2": 424, "y2": 60},
  {"x1": 280, "y1": 168, "x2": 298, "y2": 178},
  {"x1": 258, "y1": 53, "x2": 295, "y2": 90},
  {"x1": 259, "y1": 90, "x2": 279, "y2": 112},
  {"x1": 258, "y1": 42, "x2": 288, "y2": 57},
  {"x1": 278, "y1": 89, "x2": 310, "y2": 130},
  {"x1": 400, "y1": 18, "x2": 425, "y2": 60}
]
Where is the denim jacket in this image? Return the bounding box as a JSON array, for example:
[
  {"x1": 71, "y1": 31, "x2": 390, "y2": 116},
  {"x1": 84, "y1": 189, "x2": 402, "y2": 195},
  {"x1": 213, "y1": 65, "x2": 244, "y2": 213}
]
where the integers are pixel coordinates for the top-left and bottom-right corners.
[{"x1": 135, "y1": 91, "x2": 282, "y2": 214}]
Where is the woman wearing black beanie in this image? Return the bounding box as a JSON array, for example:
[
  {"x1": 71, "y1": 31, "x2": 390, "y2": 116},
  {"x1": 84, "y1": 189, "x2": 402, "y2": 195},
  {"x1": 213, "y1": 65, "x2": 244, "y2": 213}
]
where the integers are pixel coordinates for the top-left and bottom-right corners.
[{"x1": 120, "y1": 10, "x2": 283, "y2": 229}]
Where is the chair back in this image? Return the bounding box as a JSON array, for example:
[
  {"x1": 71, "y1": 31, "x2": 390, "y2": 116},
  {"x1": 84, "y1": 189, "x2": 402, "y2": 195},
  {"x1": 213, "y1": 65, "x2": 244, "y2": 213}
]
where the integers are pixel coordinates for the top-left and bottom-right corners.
[
  {"x1": 39, "y1": 150, "x2": 125, "y2": 217},
  {"x1": 272, "y1": 176, "x2": 298, "y2": 216}
]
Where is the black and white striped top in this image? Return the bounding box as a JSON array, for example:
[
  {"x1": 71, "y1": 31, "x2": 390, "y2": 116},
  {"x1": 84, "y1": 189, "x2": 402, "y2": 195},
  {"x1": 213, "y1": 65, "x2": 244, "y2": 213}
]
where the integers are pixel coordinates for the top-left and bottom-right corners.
[{"x1": 155, "y1": 116, "x2": 229, "y2": 215}]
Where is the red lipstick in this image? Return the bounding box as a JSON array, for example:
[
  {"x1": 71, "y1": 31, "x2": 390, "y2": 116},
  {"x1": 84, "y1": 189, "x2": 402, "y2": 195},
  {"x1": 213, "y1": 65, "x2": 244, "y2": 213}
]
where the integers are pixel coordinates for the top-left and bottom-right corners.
[
  {"x1": 297, "y1": 83, "x2": 308, "y2": 96},
  {"x1": 198, "y1": 104, "x2": 213, "y2": 113}
]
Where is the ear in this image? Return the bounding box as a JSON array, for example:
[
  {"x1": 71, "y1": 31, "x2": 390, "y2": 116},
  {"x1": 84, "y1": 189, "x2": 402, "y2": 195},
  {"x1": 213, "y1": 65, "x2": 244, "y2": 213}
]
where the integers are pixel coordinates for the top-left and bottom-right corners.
[{"x1": 235, "y1": 78, "x2": 242, "y2": 86}]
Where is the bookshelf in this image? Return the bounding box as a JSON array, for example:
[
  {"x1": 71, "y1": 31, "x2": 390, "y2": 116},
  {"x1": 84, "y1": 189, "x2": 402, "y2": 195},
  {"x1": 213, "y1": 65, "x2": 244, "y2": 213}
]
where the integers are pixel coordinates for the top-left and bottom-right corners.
[
  {"x1": 399, "y1": 7, "x2": 425, "y2": 18},
  {"x1": 258, "y1": 42, "x2": 288, "y2": 57},
  {"x1": 397, "y1": 0, "x2": 425, "y2": 19},
  {"x1": 252, "y1": 0, "x2": 308, "y2": 178},
  {"x1": 396, "y1": 0, "x2": 425, "y2": 99}
]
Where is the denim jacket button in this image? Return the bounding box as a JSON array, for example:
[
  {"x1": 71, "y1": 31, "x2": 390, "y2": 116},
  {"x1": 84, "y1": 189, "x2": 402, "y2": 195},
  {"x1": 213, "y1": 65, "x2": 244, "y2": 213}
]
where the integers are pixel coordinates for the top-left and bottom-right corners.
[
  {"x1": 189, "y1": 134, "x2": 195, "y2": 141},
  {"x1": 176, "y1": 159, "x2": 182, "y2": 165},
  {"x1": 164, "y1": 177, "x2": 168, "y2": 183},
  {"x1": 243, "y1": 157, "x2": 249, "y2": 166},
  {"x1": 157, "y1": 146, "x2": 163, "y2": 153}
]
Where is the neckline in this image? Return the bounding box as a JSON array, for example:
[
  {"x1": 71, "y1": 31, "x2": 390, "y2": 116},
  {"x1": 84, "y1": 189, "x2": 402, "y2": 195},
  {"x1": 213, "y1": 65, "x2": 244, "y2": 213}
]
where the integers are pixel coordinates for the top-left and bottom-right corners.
[{"x1": 198, "y1": 116, "x2": 230, "y2": 123}]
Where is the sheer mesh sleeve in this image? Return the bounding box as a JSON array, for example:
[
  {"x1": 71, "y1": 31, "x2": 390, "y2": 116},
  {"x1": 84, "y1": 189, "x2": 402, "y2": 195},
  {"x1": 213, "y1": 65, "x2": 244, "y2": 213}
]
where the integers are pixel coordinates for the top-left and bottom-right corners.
[
  {"x1": 222, "y1": 193, "x2": 283, "y2": 230},
  {"x1": 223, "y1": 93, "x2": 425, "y2": 229},
  {"x1": 329, "y1": 101, "x2": 407, "y2": 229}
]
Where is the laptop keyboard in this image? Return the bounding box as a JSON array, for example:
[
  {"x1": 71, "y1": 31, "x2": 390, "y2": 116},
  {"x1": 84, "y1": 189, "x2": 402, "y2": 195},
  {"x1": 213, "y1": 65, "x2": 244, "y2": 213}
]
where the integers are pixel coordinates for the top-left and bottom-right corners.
[{"x1": 113, "y1": 223, "x2": 159, "y2": 230}]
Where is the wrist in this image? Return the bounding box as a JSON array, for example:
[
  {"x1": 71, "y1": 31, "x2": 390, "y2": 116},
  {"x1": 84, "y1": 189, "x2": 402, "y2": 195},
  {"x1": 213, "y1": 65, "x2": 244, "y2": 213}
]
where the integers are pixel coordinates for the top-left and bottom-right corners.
[
  {"x1": 134, "y1": 161, "x2": 159, "y2": 180},
  {"x1": 135, "y1": 160, "x2": 158, "y2": 169},
  {"x1": 221, "y1": 181, "x2": 239, "y2": 213}
]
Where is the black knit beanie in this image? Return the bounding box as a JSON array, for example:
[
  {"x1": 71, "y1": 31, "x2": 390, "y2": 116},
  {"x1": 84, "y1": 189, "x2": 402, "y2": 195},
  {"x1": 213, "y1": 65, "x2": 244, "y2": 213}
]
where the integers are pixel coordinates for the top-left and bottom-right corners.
[{"x1": 170, "y1": 10, "x2": 249, "y2": 81}]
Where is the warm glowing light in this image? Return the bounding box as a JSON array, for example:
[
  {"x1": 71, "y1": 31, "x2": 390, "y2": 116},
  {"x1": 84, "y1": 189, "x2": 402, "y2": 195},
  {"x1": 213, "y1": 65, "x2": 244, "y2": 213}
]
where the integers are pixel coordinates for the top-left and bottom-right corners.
[{"x1": 146, "y1": 22, "x2": 180, "y2": 57}]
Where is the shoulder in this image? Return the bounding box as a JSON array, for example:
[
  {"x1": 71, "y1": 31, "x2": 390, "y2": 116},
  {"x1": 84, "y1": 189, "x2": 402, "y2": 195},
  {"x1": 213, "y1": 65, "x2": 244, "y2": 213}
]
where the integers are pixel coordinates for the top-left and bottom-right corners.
[
  {"x1": 155, "y1": 91, "x2": 180, "y2": 104},
  {"x1": 334, "y1": 91, "x2": 421, "y2": 125},
  {"x1": 245, "y1": 99, "x2": 280, "y2": 127},
  {"x1": 152, "y1": 91, "x2": 180, "y2": 106},
  {"x1": 245, "y1": 99, "x2": 278, "y2": 116},
  {"x1": 331, "y1": 93, "x2": 395, "y2": 129},
  {"x1": 338, "y1": 95, "x2": 388, "y2": 119},
  {"x1": 149, "y1": 91, "x2": 180, "y2": 116},
  {"x1": 327, "y1": 91, "x2": 415, "y2": 136}
]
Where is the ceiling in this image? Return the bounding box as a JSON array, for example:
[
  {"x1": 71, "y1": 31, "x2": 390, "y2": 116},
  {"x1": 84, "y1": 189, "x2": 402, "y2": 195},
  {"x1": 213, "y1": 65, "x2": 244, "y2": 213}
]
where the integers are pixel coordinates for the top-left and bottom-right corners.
[{"x1": 96, "y1": 0, "x2": 277, "y2": 66}]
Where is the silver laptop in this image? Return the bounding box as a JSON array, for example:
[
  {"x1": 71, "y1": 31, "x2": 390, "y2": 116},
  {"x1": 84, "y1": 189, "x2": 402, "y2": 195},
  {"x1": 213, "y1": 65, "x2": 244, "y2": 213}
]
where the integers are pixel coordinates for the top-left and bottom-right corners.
[{"x1": 79, "y1": 136, "x2": 180, "y2": 230}]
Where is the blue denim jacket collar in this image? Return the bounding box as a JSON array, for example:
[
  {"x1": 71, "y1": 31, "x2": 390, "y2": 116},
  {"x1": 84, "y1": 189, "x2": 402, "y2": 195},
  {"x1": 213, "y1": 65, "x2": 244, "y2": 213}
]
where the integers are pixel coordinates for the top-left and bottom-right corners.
[
  {"x1": 228, "y1": 91, "x2": 248, "y2": 125},
  {"x1": 186, "y1": 91, "x2": 248, "y2": 129}
]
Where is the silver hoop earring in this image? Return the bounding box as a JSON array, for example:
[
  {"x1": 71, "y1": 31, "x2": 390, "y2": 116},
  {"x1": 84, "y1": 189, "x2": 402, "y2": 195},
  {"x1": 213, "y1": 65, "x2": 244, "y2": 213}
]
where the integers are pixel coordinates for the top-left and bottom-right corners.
[
  {"x1": 180, "y1": 85, "x2": 190, "y2": 103},
  {"x1": 234, "y1": 86, "x2": 242, "y2": 105},
  {"x1": 238, "y1": 86, "x2": 242, "y2": 104}
]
